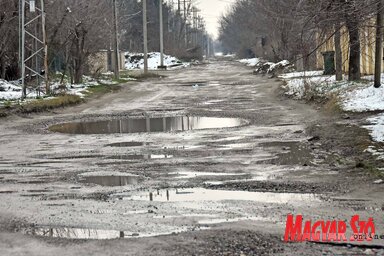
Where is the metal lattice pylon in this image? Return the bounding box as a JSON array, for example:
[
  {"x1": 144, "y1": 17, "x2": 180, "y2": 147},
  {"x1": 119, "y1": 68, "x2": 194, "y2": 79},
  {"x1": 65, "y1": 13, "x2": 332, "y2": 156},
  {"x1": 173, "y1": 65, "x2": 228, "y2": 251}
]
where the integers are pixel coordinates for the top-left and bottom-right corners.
[{"x1": 20, "y1": 0, "x2": 49, "y2": 99}]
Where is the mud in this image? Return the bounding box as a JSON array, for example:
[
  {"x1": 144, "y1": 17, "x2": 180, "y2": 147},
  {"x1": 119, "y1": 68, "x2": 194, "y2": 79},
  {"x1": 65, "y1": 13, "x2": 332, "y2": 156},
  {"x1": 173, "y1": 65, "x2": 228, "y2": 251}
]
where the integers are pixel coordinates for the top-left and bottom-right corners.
[{"x1": 0, "y1": 60, "x2": 383, "y2": 255}]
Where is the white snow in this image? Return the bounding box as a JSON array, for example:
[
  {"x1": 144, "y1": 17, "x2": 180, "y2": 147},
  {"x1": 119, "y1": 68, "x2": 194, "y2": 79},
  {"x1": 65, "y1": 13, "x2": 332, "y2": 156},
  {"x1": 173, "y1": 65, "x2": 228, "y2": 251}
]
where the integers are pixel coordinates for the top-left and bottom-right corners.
[
  {"x1": 238, "y1": 58, "x2": 260, "y2": 67},
  {"x1": 125, "y1": 52, "x2": 189, "y2": 70},
  {"x1": 267, "y1": 60, "x2": 290, "y2": 73},
  {"x1": 364, "y1": 114, "x2": 384, "y2": 142},
  {"x1": 279, "y1": 71, "x2": 323, "y2": 79},
  {"x1": 342, "y1": 85, "x2": 384, "y2": 112},
  {"x1": 281, "y1": 75, "x2": 349, "y2": 99},
  {"x1": 0, "y1": 79, "x2": 40, "y2": 100},
  {"x1": 0, "y1": 75, "x2": 120, "y2": 103}
]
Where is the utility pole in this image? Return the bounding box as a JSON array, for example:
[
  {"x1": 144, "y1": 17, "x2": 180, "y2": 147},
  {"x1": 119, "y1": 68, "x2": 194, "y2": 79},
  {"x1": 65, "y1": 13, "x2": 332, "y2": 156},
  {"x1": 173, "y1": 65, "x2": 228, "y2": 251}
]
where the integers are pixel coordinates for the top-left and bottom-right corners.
[
  {"x1": 143, "y1": 0, "x2": 148, "y2": 74},
  {"x1": 375, "y1": 0, "x2": 384, "y2": 88},
  {"x1": 334, "y1": 24, "x2": 343, "y2": 81},
  {"x1": 113, "y1": 0, "x2": 120, "y2": 79},
  {"x1": 20, "y1": 0, "x2": 49, "y2": 99},
  {"x1": 183, "y1": 0, "x2": 187, "y2": 47},
  {"x1": 159, "y1": 0, "x2": 164, "y2": 68}
]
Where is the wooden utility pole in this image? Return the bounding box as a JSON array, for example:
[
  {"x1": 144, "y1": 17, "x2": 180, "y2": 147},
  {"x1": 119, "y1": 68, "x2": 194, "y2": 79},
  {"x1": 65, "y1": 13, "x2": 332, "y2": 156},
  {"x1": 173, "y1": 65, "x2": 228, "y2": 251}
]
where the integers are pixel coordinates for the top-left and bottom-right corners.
[
  {"x1": 159, "y1": 0, "x2": 164, "y2": 68},
  {"x1": 375, "y1": 0, "x2": 384, "y2": 88},
  {"x1": 113, "y1": 0, "x2": 120, "y2": 79},
  {"x1": 183, "y1": 0, "x2": 187, "y2": 46},
  {"x1": 334, "y1": 24, "x2": 343, "y2": 81},
  {"x1": 143, "y1": 0, "x2": 148, "y2": 74}
]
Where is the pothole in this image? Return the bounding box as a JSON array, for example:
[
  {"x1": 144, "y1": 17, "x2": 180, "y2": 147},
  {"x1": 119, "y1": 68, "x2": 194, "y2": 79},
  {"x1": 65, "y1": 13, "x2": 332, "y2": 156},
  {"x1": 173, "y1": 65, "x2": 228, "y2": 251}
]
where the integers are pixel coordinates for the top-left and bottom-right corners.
[
  {"x1": 180, "y1": 81, "x2": 208, "y2": 87},
  {"x1": 170, "y1": 171, "x2": 248, "y2": 179},
  {"x1": 21, "y1": 226, "x2": 199, "y2": 240},
  {"x1": 258, "y1": 141, "x2": 313, "y2": 166},
  {"x1": 49, "y1": 116, "x2": 247, "y2": 134},
  {"x1": 79, "y1": 175, "x2": 139, "y2": 186},
  {"x1": 107, "y1": 154, "x2": 173, "y2": 160},
  {"x1": 106, "y1": 142, "x2": 149, "y2": 147},
  {"x1": 115, "y1": 188, "x2": 320, "y2": 204}
]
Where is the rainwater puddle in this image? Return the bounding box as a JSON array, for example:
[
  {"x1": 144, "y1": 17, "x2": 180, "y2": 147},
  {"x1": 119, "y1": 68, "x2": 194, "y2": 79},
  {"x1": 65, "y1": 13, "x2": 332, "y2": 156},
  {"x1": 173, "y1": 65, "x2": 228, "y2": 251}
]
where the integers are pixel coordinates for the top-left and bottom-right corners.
[
  {"x1": 21, "y1": 226, "x2": 195, "y2": 240},
  {"x1": 49, "y1": 116, "x2": 247, "y2": 134},
  {"x1": 121, "y1": 188, "x2": 320, "y2": 204},
  {"x1": 180, "y1": 81, "x2": 208, "y2": 87},
  {"x1": 79, "y1": 175, "x2": 139, "y2": 186},
  {"x1": 170, "y1": 171, "x2": 247, "y2": 179},
  {"x1": 107, "y1": 154, "x2": 173, "y2": 160},
  {"x1": 106, "y1": 142, "x2": 149, "y2": 147}
]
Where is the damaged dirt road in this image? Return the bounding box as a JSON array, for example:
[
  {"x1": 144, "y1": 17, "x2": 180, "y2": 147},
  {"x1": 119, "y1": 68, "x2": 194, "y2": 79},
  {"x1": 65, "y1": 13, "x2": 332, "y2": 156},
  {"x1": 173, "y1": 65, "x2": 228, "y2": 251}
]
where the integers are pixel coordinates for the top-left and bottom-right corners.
[{"x1": 0, "y1": 60, "x2": 383, "y2": 255}]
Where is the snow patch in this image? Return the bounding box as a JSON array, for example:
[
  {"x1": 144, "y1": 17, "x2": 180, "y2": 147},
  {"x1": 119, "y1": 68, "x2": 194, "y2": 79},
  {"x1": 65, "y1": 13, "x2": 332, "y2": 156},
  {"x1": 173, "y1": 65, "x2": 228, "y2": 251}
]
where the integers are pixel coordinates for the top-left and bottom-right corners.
[
  {"x1": 342, "y1": 85, "x2": 384, "y2": 112},
  {"x1": 364, "y1": 114, "x2": 384, "y2": 142},
  {"x1": 125, "y1": 52, "x2": 189, "y2": 70},
  {"x1": 238, "y1": 58, "x2": 260, "y2": 67}
]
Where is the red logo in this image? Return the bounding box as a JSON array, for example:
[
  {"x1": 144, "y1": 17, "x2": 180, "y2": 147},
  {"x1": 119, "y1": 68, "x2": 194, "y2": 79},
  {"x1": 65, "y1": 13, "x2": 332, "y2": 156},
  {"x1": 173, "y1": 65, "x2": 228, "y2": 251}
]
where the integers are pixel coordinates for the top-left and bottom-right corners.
[{"x1": 284, "y1": 214, "x2": 376, "y2": 242}]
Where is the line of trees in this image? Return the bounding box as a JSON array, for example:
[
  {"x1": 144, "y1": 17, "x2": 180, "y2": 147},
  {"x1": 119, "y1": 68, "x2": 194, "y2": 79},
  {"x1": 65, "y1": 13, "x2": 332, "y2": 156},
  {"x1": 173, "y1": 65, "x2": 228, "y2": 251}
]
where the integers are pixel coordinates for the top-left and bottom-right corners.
[
  {"x1": 0, "y1": 0, "x2": 209, "y2": 84},
  {"x1": 219, "y1": 0, "x2": 383, "y2": 81}
]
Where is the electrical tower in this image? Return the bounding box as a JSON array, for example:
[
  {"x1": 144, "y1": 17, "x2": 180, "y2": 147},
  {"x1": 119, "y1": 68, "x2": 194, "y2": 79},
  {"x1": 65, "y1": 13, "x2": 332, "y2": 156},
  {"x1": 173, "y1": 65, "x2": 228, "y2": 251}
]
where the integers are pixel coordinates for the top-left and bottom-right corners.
[{"x1": 19, "y1": 0, "x2": 49, "y2": 99}]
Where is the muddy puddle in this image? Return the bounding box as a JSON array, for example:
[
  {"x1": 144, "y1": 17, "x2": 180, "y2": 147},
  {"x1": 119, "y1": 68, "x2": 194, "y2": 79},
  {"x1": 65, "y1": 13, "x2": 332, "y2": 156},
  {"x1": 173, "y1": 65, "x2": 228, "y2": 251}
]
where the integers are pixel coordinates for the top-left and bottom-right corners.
[
  {"x1": 170, "y1": 171, "x2": 248, "y2": 179},
  {"x1": 79, "y1": 175, "x2": 139, "y2": 186},
  {"x1": 117, "y1": 188, "x2": 320, "y2": 204},
  {"x1": 107, "y1": 154, "x2": 173, "y2": 160},
  {"x1": 106, "y1": 142, "x2": 149, "y2": 147},
  {"x1": 259, "y1": 141, "x2": 313, "y2": 165},
  {"x1": 21, "y1": 226, "x2": 195, "y2": 240},
  {"x1": 49, "y1": 116, "x2": 247, "y2": 134},
  {"x1": 180, "y1": 81, "x2": 208, "y2": 87}
]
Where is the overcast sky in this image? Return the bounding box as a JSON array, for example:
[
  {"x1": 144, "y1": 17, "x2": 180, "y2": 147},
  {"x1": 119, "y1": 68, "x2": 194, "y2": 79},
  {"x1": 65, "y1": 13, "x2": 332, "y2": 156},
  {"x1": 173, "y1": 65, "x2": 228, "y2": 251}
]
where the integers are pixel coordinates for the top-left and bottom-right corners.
[{"x1": 194, "y1": 0, "x2": 236, "y2": 39}]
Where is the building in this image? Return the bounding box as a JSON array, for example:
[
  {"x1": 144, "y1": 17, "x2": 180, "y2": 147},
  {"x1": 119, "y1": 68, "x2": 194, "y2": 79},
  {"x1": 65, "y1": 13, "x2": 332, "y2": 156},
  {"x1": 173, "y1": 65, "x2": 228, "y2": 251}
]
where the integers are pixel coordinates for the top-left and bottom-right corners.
[
  {"x1": 316, "y1": 20, "x2": 379, "y2": 75},
  {"x1": 88, "y1": 50, "x2": 126, "y2": 74}
]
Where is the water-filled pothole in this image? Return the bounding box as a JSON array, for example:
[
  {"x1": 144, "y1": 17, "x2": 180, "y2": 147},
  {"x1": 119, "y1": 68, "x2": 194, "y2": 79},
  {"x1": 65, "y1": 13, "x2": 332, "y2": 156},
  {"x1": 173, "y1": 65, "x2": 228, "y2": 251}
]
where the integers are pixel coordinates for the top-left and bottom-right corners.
[
  {"x1": 21, "y1": 226, "x2": 194, "y2": 240},
  {"x1": 106, "y1": 142, "x2": 149, "y2": 147},
  {"x1": 49, "y1": 116, "x2": 247, "y2": 134},
  {"x1": 80, "y1": 175, "x2": 139, "y2": 186},
  {"x1": 259, "y1": 141, "x2": 313, "y2": 166},
  {"x1": 116, "y1": 188, "x2": 320, "y2": 204},
  {"x1": 107, "y1": 154, "x2": 173, "y2": 160}
]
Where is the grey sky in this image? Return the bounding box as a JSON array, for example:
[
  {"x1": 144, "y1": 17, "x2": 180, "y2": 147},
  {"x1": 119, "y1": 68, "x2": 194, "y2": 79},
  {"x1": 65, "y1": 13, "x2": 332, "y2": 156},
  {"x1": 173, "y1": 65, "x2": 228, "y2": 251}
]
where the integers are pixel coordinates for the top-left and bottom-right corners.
[{"x1": 195, "y1": 0, "x2": 236, "y2": 39}]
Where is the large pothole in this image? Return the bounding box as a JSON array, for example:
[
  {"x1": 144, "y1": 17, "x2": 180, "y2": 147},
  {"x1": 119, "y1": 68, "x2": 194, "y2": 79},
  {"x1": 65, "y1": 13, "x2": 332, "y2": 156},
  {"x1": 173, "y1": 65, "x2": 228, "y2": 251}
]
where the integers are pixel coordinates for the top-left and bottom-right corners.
[{"x1": 49, "y1": 116, "x2": 247, "y2": 134}]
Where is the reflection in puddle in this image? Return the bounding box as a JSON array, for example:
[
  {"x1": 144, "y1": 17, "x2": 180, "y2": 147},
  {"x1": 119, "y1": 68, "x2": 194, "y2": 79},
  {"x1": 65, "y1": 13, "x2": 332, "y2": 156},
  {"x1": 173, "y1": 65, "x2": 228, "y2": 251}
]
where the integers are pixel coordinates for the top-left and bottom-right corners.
[
  {"x1": 198, "y1": 216, "x2": 270, "y2": 225},
  {"x1": 108, "y1": 154, "x2": 173, "y2": 160},
  {"x1": 80, "y1": 175, "x2": 139, "y2": 186},
  {"x1": 49, "y1": 116, "x2": 247, "y2": 134},
  {"x1": 106, "y1": 142, "x2": 149, "y2": 147},
  {"x1": 170, "y1": 171, "x2": 247, "y2": 179},
  {"x1": 125, "y1": 188, "x2": 320, "y2": 204},
  {"x1": 22, "y1": 227, "x2": 194, "y2": 240}
]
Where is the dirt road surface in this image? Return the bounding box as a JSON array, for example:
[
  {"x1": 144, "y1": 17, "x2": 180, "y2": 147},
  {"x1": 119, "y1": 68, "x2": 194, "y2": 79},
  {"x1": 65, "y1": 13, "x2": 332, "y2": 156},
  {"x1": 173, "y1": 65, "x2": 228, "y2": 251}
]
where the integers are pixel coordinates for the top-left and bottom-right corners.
[{"x1": 0, "y1": 61, "x2": 383, "y2": 255}]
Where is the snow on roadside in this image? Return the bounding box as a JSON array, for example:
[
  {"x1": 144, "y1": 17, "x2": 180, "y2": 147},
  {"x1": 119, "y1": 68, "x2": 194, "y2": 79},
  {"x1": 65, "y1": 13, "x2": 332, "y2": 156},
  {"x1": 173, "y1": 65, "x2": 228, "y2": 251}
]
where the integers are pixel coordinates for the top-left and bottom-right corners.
[
  {"x1": 238, "y1": 58, "x2": 260, "y2": 67},
  {"x1": 0, "y1": 79, "x2": 21, "y2": 101},
  {"x1": 279, "y1": 71, "x2": 323, "y2": 79},
  {"x1": 341, "y1": 85, "x2": 384, "y2": 112},
  {"x1": 364, "y1": 114, "x2": 384, "y2": 143},
  {"x1": 125, "y1": 52, "x2": 189, "y2": 70},
  {"x1": 0, "y1": 75, "x2": 121, "y2": 102},
  {"x1": 281, "y1": 74, "x2": 350, "y2": 99}
]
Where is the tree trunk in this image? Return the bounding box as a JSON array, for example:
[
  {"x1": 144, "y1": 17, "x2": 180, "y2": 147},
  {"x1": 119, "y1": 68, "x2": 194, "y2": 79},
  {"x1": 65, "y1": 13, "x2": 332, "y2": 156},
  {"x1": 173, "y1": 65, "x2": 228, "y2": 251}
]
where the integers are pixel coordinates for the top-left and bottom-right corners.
[
  {"x1": 374, "y1": 0, "x2": 384, "y2": 88},
  {"x1": 334, "y1": 24, "x2": 343, "y2": 81},
  {"x1": 346, "y1": 19, "x2": 361, "y2": 81}
]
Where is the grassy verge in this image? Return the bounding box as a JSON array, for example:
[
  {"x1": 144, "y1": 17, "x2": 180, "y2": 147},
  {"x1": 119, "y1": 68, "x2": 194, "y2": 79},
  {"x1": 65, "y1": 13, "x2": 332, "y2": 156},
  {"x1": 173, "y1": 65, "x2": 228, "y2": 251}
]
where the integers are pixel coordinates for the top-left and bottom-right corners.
[
  {"x1": 0, "y1": 81, "x2": 124, "y2": 117},
  {"x1": 120, "y1": 70, "x2": 163, "y2": 80},
  {"x1": 0, "y1": 94, "x2": 84, "y2": 117}
]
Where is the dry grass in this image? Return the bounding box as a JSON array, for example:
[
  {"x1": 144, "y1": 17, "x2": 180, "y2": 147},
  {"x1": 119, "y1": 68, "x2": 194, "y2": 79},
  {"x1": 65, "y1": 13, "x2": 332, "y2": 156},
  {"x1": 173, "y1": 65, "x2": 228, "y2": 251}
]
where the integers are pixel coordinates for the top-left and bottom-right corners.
[{"x1": 19, "y1": 94, "x2": 84, "y2": 113}]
